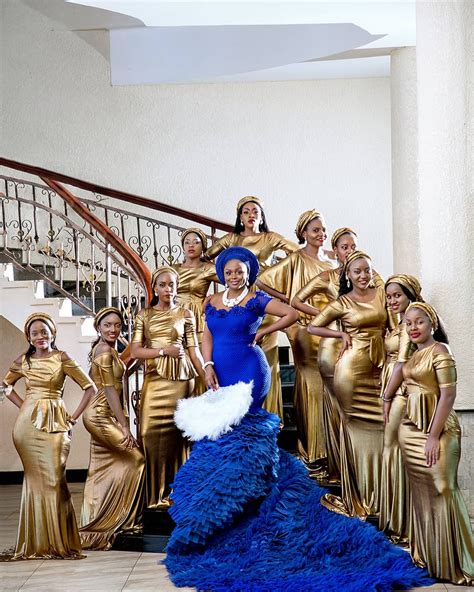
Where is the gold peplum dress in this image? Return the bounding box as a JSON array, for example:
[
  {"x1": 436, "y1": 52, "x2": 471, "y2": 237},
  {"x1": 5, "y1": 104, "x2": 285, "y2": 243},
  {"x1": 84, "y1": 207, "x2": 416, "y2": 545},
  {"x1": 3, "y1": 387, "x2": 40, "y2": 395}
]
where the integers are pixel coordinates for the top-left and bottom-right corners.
[
  {"x1": 206, "y1": 231, "x2": 299, "y2": 420},
  {"x1": 297, "y1": 269, "x2": 385, "y2": 482},
  {"x1": 173, "y1": 262, "x2": 218, "y2": 394},
  {"x1": 259, "y1": 250, "x2": 334, "y2": 467},
  {"x1": 378, "y1": 322, "x2": 413, "y2": 543},
  {"x1": 3, "y1": 351, "x2": 93, "y2": 559},
  {"x1": 310, "y1": 287, "x2": 387, "y2": 517},
  {"x1": 399, "y1": 344, "x2": 474, "y2": 584},
  {"x1": 79, "y1": 347, "x2": 145, "y2": 550},
  {"x1": 132, "y1": 306, "x2": 198, "y2": 508}
]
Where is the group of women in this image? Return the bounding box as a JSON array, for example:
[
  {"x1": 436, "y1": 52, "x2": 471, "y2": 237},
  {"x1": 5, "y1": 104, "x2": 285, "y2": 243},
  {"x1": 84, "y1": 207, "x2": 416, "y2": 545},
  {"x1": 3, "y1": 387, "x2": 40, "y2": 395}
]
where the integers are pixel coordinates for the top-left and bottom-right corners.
[{"x1": 1, "y1": 196, "x2": 473, "y2": 590}]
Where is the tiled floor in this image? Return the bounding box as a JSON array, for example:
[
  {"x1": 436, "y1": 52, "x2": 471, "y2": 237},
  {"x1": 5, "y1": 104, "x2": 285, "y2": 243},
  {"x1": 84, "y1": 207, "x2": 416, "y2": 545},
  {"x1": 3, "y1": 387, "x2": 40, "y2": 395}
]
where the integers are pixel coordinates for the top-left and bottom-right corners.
[{"x1": 0, "y1": 483, "x2": 470, "y2": 592}]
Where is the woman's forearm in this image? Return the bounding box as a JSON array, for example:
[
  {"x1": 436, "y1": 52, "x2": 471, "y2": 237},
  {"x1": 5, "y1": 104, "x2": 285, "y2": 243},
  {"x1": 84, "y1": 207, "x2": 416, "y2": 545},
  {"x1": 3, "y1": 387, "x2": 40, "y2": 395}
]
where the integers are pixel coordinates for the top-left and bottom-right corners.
[
  {"x1": 201, "y1": 326, "x2": 214, "y2": 363},
  {"x1": 130, "y1": 344, "x2": 162, "y2": 360},
  {"x1": 291, "y1": 296, "x2": 320, "y2": 318},
  {"x1": 382, "y1": 363, "x2": 404, "y2": 400},
  {"x1": 256, "y1": 281, "x2": 289, "y2": 303},
  {"x1": 5, "y1": 386, "x2": 23, "y2": 408},
  {"x1": 308, "y1": 325, "x2": 341, "y2": 338},
  {"x1": 429, "y1": 387, "x2": 456, "y2": 439},
  {"x1": 104, "y1": 385, "x2": 129, "y2": 427},
  {"x1": 70, "y1": 385, "x2": 95, "y2": 421},
  {"x1": 188, "y1": 347, "x2": 206, "y2": 384}
]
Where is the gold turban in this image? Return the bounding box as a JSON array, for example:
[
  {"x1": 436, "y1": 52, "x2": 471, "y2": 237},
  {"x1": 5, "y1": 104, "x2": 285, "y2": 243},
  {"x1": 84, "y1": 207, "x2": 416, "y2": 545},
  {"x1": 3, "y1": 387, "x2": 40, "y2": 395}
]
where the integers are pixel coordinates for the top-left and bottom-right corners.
[
  {"x1": 236, "y1": 196, "x2": 265, "y2": 213},
  {"x1": 181, "y1": 227, "x2": 208, "y2": 251},
  {"x1": 295, "y1": 209, "x2": 323, "y2": 243},
  {"x1": 24, "y1": 312, "x2": 57, "y2": 339},
  {"x1": 343, "y1": 250, "x2": 371, "y2": 273},
  {"x1": 405, "y1": 302, "x2": 438, "y2": 330},
  {"x1": 93, "y1": 306, "x2": 124, "y2": 331},
  {"x1": 385, "y1": 274, "x2": 423, "y2": 302},
  {"x1": 331, "y1": 227, "x2": 357, "y2": 250},
  {"x1": 151, "y1": 266, "x2": 179, "y2": 287}
]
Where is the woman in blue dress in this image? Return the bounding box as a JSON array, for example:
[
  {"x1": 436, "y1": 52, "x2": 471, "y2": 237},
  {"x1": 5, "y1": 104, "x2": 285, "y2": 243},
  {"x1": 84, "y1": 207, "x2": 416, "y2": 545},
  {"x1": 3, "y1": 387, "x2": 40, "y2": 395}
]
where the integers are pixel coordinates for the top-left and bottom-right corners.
[{"x1": 165, "y1": 247, "x2": 433, "y2": 592}]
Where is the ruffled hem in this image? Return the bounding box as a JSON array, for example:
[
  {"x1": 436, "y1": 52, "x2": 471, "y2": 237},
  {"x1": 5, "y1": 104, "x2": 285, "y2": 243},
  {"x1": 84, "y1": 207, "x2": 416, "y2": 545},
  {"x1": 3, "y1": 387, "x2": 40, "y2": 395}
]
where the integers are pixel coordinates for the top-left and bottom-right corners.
[
  {"x1": 30, "y1": 398, "x2": 71, "y2": 433},
  {"x1": 155, "y1": 355, "x2": 196, "y2": 381},
  {"x1": 406, "y1": 391, "x2": 437, "y2": 433}
]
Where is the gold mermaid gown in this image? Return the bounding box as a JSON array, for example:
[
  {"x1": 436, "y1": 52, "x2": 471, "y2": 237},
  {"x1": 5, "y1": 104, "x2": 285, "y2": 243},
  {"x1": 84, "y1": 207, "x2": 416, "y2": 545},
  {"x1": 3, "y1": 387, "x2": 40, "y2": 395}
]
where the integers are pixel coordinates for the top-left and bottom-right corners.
[
  {"x1": 132, "y1": 306, "x2": 198, "y2": 508},
  {"x1": 79, "y1": 347, "x2": 145, "y2": 549},
  {"x1": 310, "y1": 287, "x2": 387, "y2": 517},
  {"x1": 3, "y1": 352, "x2": 93, "y2": 559},
  {"x1": 378, "y1": 322, "x2": 413, "y2": 543},
  {"x1": 206, "y1": 231, "x2": 298, "y2": 421},
  {"x1": 173, "y1": 262, "x2": 218, "y2": 394},
  {"x1": 297, "y1": 269, "x2": 385, "y2": 482},
  {"x1": 399, "y1": 344, "x2": 474, "y2": 584},
  {"x1": 259, "y1": 249, "x2": 333, "y2": 468}
]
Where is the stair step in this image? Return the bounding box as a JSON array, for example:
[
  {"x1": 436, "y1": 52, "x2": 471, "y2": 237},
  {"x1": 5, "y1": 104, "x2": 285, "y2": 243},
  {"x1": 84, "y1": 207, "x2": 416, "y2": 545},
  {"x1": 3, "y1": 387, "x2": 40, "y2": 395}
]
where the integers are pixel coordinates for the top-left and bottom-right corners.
[{"x1": 143, "y1": 508, "x2": 175, "y2": 536}]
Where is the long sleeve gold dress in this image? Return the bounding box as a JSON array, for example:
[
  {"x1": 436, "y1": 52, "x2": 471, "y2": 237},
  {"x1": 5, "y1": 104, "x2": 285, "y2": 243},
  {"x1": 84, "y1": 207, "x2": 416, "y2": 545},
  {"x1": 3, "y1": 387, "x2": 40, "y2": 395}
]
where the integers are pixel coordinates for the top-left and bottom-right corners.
[
  {"x1": 259, "y1": 250, "x2": 334, "y2": 468},
  {"x1": 173, "y1": 262, "x2": 218, "y2": 394},
  {"x1": 79, "y1": 347, "x2": 145, "y2": 550},
  {"x1": 295, "y1": 269, "x2": 384, "y2": 483},
  {"x1": 3, "y1": 351, "x2": 93, "y2": 559},
  {"x1": 310, "y1": 287, "x2": 387, "y2": 518},
  {"x1": 132, "y1": 306, "x2": 198, "y2": 508},
  {"x1": 378, "y1": 322, "x2": 413, "y2": 543},
  {"x1": 206, "y1": 231, "x2": 299, "y2": 420},
  {"x1": 399, "y1": 343, "x2": 474, "y2": 584}
]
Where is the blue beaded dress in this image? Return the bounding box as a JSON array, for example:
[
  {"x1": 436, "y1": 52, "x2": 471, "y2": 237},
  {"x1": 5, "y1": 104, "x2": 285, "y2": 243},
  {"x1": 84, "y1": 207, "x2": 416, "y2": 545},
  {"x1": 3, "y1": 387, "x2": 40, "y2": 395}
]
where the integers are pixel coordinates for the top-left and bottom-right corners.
[{"x1": 165, "y1": 292, "x2": 432, "y2": 592}]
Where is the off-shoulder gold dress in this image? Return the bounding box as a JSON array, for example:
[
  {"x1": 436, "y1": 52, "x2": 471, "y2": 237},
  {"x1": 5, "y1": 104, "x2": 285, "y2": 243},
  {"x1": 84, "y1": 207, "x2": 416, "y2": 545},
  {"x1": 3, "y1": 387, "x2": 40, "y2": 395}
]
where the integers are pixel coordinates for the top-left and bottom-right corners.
[
  {"x1": 79, "y1": 347, "x2": 145, "y2": 549},
  {"x1": 399, "y1": 344, "x2": 474, "y2": 584},
  {"x1": 310, "y1": 287, "x2": 387, "y2": 517},
  {"x1": 378, "y1": 322, "x2": 413, "y2": 543},
  {"x1": 173, "y1": 262, "x2": 218, "y2": 394},
  {"x1": 206, "y1": 231, "x2": 298, "y2": 420},
  {"x1": 132, "y1": 306, "x2": 198, "y2": 508},
  {"x1": 259, "y1": 250, "x2": 334, "y2": 468},
  {"x1": 3, "y1": 351, "x2": 93, "y2": 559},
  {"x1": 296, "y1": 269, "x2": 384, "y2": 482}
]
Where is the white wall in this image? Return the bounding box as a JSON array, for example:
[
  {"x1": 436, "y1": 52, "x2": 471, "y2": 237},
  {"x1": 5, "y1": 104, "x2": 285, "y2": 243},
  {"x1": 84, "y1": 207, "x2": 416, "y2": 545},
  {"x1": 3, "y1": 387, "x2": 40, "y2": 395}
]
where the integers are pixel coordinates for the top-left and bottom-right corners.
[{"x1": 0, "y1": 0, "x2": 393, "y2": 276}]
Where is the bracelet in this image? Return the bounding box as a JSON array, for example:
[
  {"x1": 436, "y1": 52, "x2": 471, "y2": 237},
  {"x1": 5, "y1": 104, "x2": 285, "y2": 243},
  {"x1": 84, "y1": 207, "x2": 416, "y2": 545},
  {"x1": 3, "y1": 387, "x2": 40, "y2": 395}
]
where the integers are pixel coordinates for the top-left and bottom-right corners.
[
  {"x1": 381, "y1": 396, "x2": 393, "y2": 403},
  {"x1": 203, "y1": 361, "x2": 214, "y2": 370},
  {"x1": 69, "y1": 417, "x2": 77, "y2": 425}
]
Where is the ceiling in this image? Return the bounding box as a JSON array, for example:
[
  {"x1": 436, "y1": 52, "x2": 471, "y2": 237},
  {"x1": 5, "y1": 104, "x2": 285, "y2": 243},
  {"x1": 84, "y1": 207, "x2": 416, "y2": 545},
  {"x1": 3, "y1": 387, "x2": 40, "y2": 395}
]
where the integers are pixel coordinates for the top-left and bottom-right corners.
[{"x1": 50, "y1": 1, "x2": 416, "y2": 84}]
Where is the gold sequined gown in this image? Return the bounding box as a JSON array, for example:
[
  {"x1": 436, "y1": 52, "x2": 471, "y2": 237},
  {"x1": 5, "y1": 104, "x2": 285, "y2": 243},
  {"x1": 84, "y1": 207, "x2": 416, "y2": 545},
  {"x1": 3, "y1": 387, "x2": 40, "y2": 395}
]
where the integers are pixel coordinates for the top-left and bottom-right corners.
[
  {"x1": 173, "y1": 262, "x2": 218, "y2": 394},
  {"x1": 3, "y1": 352, "x2": 93, "y2": 559},
  {"x1": 310, "y1": 287, "x2": 387, "y2": 517},
  {"x1": 132, "y1": 306, "x2": 198, "y2": 508},
  {"x1": 259, "y1": 250, "x2": 334, "y2": 467},
  {"x1": 399, "y1": 343, "x2": 474, "y2": 584},
  {"x1": 79, "y1": 347, "x2": 145, "y2": 549},
  {"x1": 378, "y1": 322, "x2": 413, "y2": 543},
  {"x1": 295, "y1": 269, "x2": 384, "y2": 482},
  {"x1": 206, "y1": 231, "x2": 298, "y2": 420}
]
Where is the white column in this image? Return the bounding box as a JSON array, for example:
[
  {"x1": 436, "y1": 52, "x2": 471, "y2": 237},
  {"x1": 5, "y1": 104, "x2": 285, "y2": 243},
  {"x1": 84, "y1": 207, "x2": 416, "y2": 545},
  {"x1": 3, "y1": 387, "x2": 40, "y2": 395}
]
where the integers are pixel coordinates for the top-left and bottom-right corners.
[
  {"x1": 390, "y1": 47, "x2": 419, "y2": 276},
  {"x1": 416, "y1": 0, "x2": 473, "y2": 408}
]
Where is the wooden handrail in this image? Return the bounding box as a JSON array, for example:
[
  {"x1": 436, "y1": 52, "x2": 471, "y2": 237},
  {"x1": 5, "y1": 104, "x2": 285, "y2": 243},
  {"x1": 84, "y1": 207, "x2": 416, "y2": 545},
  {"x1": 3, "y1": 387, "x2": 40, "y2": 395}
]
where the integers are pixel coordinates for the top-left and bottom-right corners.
[{"x1": 0, "y1": 157, "x2": 233, "y2": 233}]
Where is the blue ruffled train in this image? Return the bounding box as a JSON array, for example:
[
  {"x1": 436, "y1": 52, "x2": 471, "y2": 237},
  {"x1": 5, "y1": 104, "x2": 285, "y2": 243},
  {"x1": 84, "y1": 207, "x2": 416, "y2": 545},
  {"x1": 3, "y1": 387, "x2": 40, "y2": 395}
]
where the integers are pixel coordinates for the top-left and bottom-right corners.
[{"x1": 165, "y1": 409, "x2": 433, "y2": 592}]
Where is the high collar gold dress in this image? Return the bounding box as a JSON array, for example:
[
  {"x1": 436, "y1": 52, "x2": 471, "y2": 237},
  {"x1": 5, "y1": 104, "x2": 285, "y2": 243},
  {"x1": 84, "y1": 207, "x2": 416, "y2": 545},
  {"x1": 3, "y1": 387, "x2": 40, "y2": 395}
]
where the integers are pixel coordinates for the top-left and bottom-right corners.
[
  {"x1": 378, "y1": 322, "x2": 414, "y2": 543},
  {"x1": 3, "y1": 351, "x2": 93, "y2": 559},
  {"x1": 79, "y1": 347, "x2": 145, "y2": 549},
  {"x1": 310, "y1": 287, "x2": 387, "y2": 518},
  {"x1": 259, "y1": 249, "x2": 334, "y2": 470},
  {"x1": 132, "y1": 306, "x2": 198, "y2": 508},
  {"x1": 295, "y1": 268, "x2": 384, "y2": 483},
  {"x1": 205, "y1": 231, "x2": 299, "y2": 421},
  {"x1": 399, "y1": 343, "x2": 473, "y2": 584}
]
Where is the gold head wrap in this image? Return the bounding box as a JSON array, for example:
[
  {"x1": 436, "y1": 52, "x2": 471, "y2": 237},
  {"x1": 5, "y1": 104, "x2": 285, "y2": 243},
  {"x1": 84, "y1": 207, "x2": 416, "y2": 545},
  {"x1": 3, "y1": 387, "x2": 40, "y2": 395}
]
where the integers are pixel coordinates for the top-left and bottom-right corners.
[
  {"x1": 385, "y1": 274, "x2": 423, "y2": 302},
  {"x1": 181, "y1": 227, "x2": 208, "y2": 251},
  {"x1": 331, "y1": 227, "x2": 357, "y2": 250},
  {"x1": 295, "y1": 209, "x2": 323, "y2": 243},
  {"x1": 405, "y1": 302, "x2": 438, "y2": 330},
  {"x1": 236, "y1": 196, "x2": 264, "y2": 213},
  {"x1": 151, "y1": 266, "x2": 179, "y2": 288},
  {"x1": 24, "y1": 312, "x2": 57, "y2": 339},
  {"x1": 343, "y1": 250, "x2": 371, "y2": 273},
  {"x1": 93, "y1": 306, "x2": 124, "y2": 331}
]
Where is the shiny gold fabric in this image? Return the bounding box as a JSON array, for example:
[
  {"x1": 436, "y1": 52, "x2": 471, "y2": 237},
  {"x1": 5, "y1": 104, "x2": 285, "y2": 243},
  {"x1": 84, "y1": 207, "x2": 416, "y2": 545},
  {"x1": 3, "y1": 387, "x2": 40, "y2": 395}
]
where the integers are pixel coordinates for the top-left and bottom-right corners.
[
  {"x1": 132, "y1": 306, "x2": 198, "y2": 508},
  {"x1": 295, "y1": 267, "x2": 384, "y2": 482},
  {"x1": 311, "y1": 287, "x2": 387, "y2": 517},
  {"x1": 400, "y1": 344, "x2": 473, "y2": 584},
  {"x1": 259, "y1": 250, "x2": 334, "y2": 465},
  {"x1": 378, "y1": 322, "x2": 414, "y2": 543},
  {"x1": 3, "y1": 352, "x2": 93, "y2": 559},
  {"x1": 205, "y1": 231, "x2": 299, "y2": 420},
  {"x1": 79, "y1": 349, "x2": 145, "y2": 550}
]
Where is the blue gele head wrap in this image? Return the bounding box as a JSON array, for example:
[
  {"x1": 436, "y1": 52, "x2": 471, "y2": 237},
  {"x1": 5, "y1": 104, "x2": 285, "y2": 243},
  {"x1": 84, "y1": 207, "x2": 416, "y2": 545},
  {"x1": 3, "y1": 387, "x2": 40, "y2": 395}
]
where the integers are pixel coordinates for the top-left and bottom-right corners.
[{"x1": 216, "y1": 247, "x2": 260, "y2": 287}]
